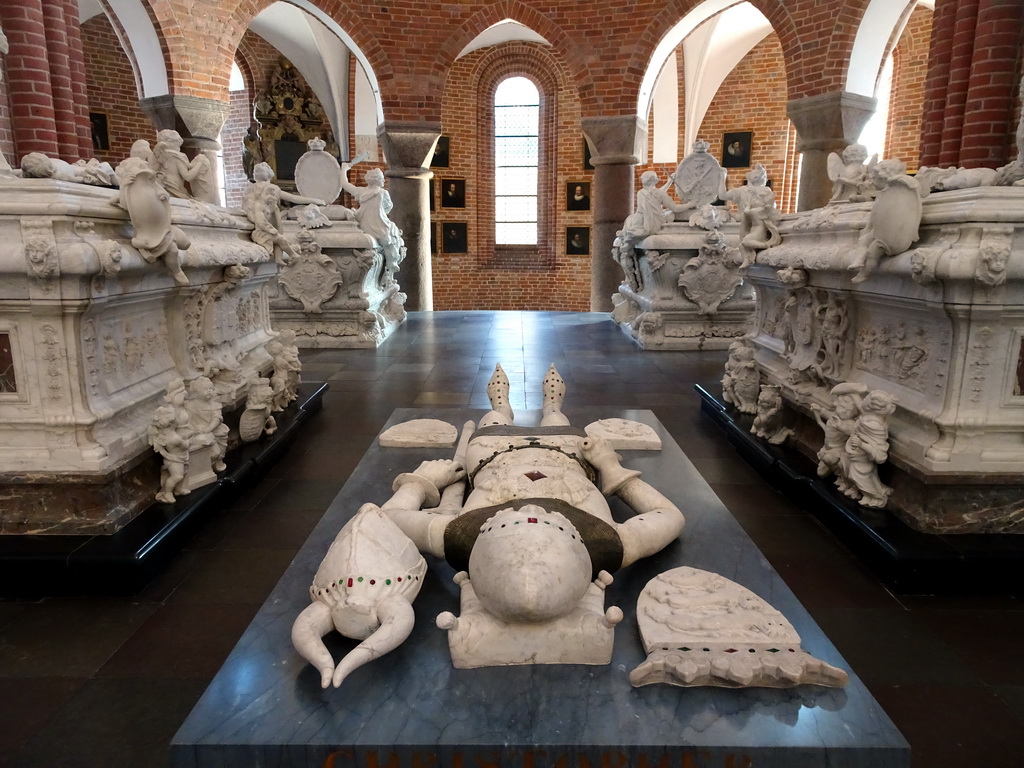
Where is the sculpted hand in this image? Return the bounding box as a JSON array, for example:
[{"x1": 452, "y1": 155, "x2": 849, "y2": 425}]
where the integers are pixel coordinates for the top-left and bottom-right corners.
[
  {"x1": 578, "y1": 435, "x2": 621, "y2": 473},
  {"x1": 413, "y1": 459, "x2": 466, "y2": 489}
]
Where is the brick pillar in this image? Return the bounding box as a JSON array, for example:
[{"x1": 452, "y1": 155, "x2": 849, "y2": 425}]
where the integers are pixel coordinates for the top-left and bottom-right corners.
[
  {"x1": 938, "y1": 0, "x2": 980, "y2": 166},
  {"x1": 40, "y1": 0, "x2": 80, "y2": 162},
  {"x1": 920, "y1": 0, "x2": 1023, "y2": 169},
  {"x1": 0, "y1": 0, "x2": 59, "y2": 159},
  {"x1": 581, "y1": 115, "x2": 645, "y2": 312},
  {"x1": 63, "y1": 0, "x2": 93, "y2": 159},
  {"x1": 786, "y1": 92, "x2": 876, "y2": 211},
  {"x1": 377, "y1": 122, "x2": 439, "y2": 311},
  {"x1": 958, "y1": 0, "x2": 1024, "y2": 167},
  {"x1": 919, "y1": 0, "x2": 957, "y2": 167}
]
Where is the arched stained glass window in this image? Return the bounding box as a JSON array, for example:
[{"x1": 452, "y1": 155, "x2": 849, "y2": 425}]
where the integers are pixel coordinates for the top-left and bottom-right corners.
[{"x1": 494, "y1": 76, "x2": 539, "y2": 245}]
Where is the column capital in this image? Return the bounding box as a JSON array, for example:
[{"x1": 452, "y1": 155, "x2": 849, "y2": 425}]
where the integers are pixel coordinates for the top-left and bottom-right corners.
[
  {"x1": 581, "y1": 115, "x2": 646, "y2": 166},
  {"x1": 139, "y1": 94, "x2": 231, "y2": 151},
  {"x1": 377, "y1": 121, "x2": 442, "y2": 172},
  {"x1": 785, "y1": 91, "x2": 877, "y2": 152}
]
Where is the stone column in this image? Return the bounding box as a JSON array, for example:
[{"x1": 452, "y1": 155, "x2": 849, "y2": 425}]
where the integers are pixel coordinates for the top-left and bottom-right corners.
[
  {"x1": 0, "y1": 0, "x2": 60, "y2": 159},
  {"x1": 786, "y1": 92, "x2": 876, "y2": 211},
  {"x1": 581, "y1": 115, "x2": 645, "y2": 312},
  {"x1": 140, "y1": 94, "x2": 231, "y2": 204},
  {"x1": 377, "y1": 121, "x2": 441, "y2": 312}
]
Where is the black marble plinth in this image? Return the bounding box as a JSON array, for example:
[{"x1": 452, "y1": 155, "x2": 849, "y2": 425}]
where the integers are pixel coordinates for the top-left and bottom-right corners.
[
  {"x1": 0, "y1": 383, "x2": 328, "y2": 597},
  {"x1": 172, "y1": 407, "x2": 908, "y2": 768},
  {"x1": 696, "y1": 385, "x2": 1024, "y2": 595}
]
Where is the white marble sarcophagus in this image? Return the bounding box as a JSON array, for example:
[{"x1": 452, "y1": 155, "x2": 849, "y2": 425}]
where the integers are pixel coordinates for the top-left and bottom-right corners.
[
  {"x1": 0, "y1": 178, "x2": 279, "y2": 534},
  {"x1": 745, "y1": 186, "x2": 1024, "y2": 533},
  {"x1": 611, "y1": 221, "x2": 755, "y2": 350},
  {"x1": 273, "y1": 219, "x2": 406, "y2": 348}
]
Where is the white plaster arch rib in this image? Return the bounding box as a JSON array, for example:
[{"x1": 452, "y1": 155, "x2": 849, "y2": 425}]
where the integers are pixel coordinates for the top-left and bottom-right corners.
[
  {"x1": 846, "y1": 0, "x2": 930, "y2": 97},
  {"x1": 80, "y1": 0, "x2": 169, "y2": 98},
  {"x1": 639, "y1": 1, "x2": 772, "y2": 157},
  {"x1": 456, "y1": 19, "x2": 550, "y2": 59},
  {"x1": 680, "y1": 4, "x2": 772, "y2": 153}
]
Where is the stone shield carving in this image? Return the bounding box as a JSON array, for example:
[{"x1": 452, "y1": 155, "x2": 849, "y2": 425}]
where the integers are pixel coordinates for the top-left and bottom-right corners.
[{"x1": 279, "y1": 252, "x2": 344, "y2": 313}]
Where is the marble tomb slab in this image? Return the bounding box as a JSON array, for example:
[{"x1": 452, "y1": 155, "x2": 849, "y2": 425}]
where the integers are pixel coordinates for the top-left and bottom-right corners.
[{"x1": 172, "y1": 407, "x2": 908, "y2": 768}]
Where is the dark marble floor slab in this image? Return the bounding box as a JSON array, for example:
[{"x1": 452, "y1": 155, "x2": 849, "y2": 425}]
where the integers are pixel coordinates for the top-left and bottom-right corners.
[{"x1": 172, "y1": 407, "x2": 908, "y2": 768}]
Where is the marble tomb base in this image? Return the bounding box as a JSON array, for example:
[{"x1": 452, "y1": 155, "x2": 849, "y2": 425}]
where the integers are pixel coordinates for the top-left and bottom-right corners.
[{"x1": 172, "y1": 407, "x2": 909, "y2": 768}]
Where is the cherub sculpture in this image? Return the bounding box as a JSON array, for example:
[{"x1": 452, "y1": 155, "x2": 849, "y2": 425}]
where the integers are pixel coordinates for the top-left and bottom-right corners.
[
  {"x1": 810, "y1": 382, "x2": 868, "y2": 484},
  {"x1": 339, "y1": 164, "x2": 405, "y2": 274},
  {"x1": 826, "y1": 143, "x2": 876, "y2": 203},
  {"x1": 148, "y1": 404, "x2": 191, "y2": 504},
  {"x1": 244, "y1": 162, "x2": 325, "y2": 265},
  {"x1": 839, "y1": 390, "x2": 897, "y2": 508},
  {"x1": 292, "y1": 364, "x2": 685, "y2": 688},
  {"x1": 720, "y1": 162, "x2": 781, "y2": 263},
  {"x1": 721, "y1": 339, "x2": 760, "y2": 414},
  {"x1": 750, "y1": 385, "x2": 793, "y2": 445},
  {"x1": 114, "y1": 154, "x2": 191, "y2": 286},
  {"x1": 151, "y1": 129, "x2": 207, "y2": 200},
  {"x1": 20, "y1": 152, "x2": 116, "y2": 186},
  {"x1": 184, "y1": 376, "x2": 229, "y2": 474},
  {"x1": 266, "y1": 335, "x2": 301, "y2": 411},
  {"x1": 621, "y1": 170, "x2": 693, "y2": 241},
  {"x1": 239, "y1": 376, "x2": 278, "y2": 443},
  {"x1": 849, "y1": 159, "x2": 924, "y2": 283}
]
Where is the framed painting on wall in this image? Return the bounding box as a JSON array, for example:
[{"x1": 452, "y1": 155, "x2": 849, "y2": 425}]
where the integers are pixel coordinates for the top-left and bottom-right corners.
[
  {"x1": 722, "y1": 131, "x2": 752, "y2": 168},
  {"x1": 89, "y1": 112, "x2": 110, "y2": 151},
  {"x1": 566, "y1": 226, "x2": 590, "y2": 255},
  {"x1": 566, "y1": 182, "x2": 591, "y2": 211},
  {"x1": 429, "y1": 178, "x2": 435, "y2": 211},
  {"x1": 431, "y1": 135, "x2": 450, "y2": 168},
  {"x1": 443, "y1": 222, "x2": 468, "y2": 254},
  {"x1": 441, "y1": 178, "x2": 466, "y2": 208},
  {"x1": 430, "y1": 222, "x2": 438, "y2": 255}
]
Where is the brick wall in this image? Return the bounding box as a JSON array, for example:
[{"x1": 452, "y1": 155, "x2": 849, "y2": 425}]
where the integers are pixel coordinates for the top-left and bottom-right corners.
[
  {"x1": 81, "y1": 14, "x2": 154, "y2": 165},
  {"x1": 887, "y1": 5, "x2": 932, "y2": 171},
  {"x1": 431, "y1": 41, "x2": 591, "y2": 312},
  {"x1": 222, "y1": 88, "x2": 250, "y2": 208}
]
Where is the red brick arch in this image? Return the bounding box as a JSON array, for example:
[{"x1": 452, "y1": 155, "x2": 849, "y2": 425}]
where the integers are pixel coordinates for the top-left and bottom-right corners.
[{"x1": 432, "y1": 1, "x2": 595, "y2": 122}]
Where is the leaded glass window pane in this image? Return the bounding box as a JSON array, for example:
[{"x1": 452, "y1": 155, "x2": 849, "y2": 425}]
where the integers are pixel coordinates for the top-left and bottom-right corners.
[
  {"x1": 495, "y1": 196, "x2": 537, "y2": 222},
  {"x1": 496, "y1": 222, "x2": 537, "y2": 244},
  {"x1": 494, "y1": 77, "x2": 540, "y2": 246}
]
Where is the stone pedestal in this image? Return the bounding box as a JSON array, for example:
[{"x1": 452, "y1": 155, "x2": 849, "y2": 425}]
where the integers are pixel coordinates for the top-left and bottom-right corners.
[
  {"x1": 744, "y1": 186, "x2": 1024, "y2": 533},
  {"x1": 611, "y1": 222, "x2": 754, "y2": 350},
  {"x1": 0, "y1": 177, "x2": 279, "y2": 534},
  {"x1": 273, "y1": 220, "x2": 405, "y2": 348}
]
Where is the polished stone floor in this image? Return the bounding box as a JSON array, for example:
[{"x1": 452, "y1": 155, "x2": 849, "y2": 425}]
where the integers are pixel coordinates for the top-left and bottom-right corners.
[{"x1": 0, "y1": 311, "x2": 1022, "y2": 767}]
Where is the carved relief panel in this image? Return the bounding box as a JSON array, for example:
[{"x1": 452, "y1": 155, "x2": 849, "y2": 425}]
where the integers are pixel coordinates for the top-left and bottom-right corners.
[{"x1": 852, "y1": 311, "x2": 950, "y2": 397}]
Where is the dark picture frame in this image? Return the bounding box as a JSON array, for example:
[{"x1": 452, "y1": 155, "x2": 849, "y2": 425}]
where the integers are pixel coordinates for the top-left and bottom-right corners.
[
  {"x1": 566, "y1": 181, "x2": 591, "y2": 211},
  {"x1": 89, "y1": 111, "x2": 110, "y2": 151},
  {"x1": 431, "y1": 135, "x2": 450, "y2": 168},
  {"x1": 443, "y1": 222, "x2": 468, "y2": 254},
  {"x1": 429, "y1": 178, "x2": 435, "y2": 211},
  {"x1": 440, "y1": 178, "x2": 466, "y2": 208},
  {"x1": 583, "y1": 139, "x2": 594, "y2": 171},
  {"x1": 430, "y1": 222, "x2": 438, "y2": 254},
  {"x1": 722, "y1": 131, "x2": 752, "y2": 168},
  {"x1": 566, "y1": 226, "x2": 590, "y2": 255}
]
